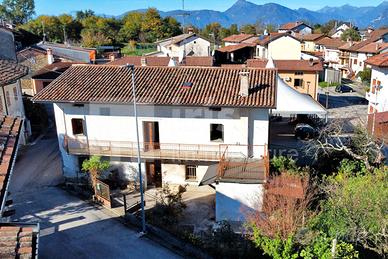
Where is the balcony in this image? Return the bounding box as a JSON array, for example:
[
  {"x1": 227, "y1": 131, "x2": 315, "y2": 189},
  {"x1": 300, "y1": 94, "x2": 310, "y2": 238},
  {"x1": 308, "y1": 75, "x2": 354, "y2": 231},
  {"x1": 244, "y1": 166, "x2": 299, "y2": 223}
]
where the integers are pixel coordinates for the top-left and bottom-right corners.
[{"x1": 64, "y1": 136, "x2": 267, "y2": 162}]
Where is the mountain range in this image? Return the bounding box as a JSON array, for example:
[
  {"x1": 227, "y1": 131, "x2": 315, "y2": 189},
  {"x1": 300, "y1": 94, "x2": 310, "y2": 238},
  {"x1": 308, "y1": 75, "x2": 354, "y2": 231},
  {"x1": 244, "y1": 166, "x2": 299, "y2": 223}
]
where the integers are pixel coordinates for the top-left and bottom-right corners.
[{"x1": 119, "y1": 0, "x2": 388, "y2": 29}]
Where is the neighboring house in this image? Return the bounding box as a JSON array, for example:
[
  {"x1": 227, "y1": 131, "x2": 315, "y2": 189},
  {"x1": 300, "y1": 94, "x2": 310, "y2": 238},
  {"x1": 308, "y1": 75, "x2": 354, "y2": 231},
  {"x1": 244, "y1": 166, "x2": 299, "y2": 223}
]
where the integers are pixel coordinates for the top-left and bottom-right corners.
[
  {"x1": 295, "y1": 33, "x2": 329, "y2": 52},
  {"x1": 339, "y1": 29, "x2": 388, "y2": 77},
  {"x1": 32, "y1": 65, "x2": 278, "y2": 222},
  {"x1": 247, "y1": 59, "x2": 323, "y2": 100},
  {"x1": 222, "y1": 34, "x2": 257, "y2": 46},
  {"x1": 107, "y1": 56, "x2": 213, "y2": 67},
  {"x1": 331, "y1": 23, "x2": 351, "y2": 39},
  {"x1": 278, "y1": 22, "x2": 312, "y2": 35},
  {"x1": 37, "y1": 42, "x2": 97, "y2": 63},
  {"x1": 214, "y1": 44, "x2": 256, "y2": 64},
  {"x1": 256, "y1": 33, "x2": 302, "y2": 60},
  {"x1": 364, "y1": 53, "x2": 388, "y2": 144},
  {"x1": 153, "y1": 32, "x2": 211, "y2": 61},
  {"x1": 315, "y1": 37, "x2": 346, "y2": 69}
]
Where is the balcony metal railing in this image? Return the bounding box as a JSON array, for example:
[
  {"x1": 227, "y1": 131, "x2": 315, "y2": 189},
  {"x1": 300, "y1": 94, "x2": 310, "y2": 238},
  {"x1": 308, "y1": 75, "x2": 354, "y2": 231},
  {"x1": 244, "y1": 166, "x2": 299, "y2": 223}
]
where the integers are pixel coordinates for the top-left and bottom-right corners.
[{"x1": 64, "y1": 136, "x2": 267, "y2": 162}]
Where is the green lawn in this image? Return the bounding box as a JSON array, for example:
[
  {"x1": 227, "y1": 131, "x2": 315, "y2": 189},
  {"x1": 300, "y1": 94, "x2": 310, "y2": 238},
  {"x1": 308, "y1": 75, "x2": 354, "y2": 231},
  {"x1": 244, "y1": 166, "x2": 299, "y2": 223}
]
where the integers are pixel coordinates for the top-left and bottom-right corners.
[{"x1": 121, "y1": 43, "x2": 157, "y2": 56}]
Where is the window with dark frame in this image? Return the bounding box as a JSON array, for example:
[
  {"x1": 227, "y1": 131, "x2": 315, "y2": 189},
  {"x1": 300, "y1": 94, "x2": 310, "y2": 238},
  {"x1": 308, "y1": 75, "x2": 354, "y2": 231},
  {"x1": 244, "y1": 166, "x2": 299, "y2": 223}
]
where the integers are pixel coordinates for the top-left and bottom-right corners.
[
  {"x1": 210, "y1": 124, "x2": 224, "y2": 142},
  {"x1": 186, "y1": 165, "x2": 197, "y2": 180},
  {"x1": 71, "y1": 118, "x2": 85, "y2": 135},
  {"x1": 13, "y1": 87, "x2": 18, "y2": 101},
  {"x1": 294, "y1": 78, "x2": 304, "y2": 88},
  {"x1": 295, "y1": 71, "x2": 304, "y2": 76}
]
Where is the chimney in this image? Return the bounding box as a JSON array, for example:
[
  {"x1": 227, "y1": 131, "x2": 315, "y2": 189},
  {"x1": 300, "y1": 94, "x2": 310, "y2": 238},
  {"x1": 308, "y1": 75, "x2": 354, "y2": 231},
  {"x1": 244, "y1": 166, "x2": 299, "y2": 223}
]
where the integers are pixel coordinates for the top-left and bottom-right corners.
[
  {"x1": 47, "y1": 48, "x2": 54, "y2": 65},
  {"x1": 239, "y1": 71, "x2": 250, "y2": 97},
  {"x1": 187, "y1": 27, "x2": 194, "y2": 34},
  {"x1": 141, "y1": 57, "x2": 147, "y2": 67},
  {"x1": 308, "y1": 58, "x2": 314, "y2": 67},
  {"x1": 109, "y1": 53, "x2": 115, "y2": 62}
]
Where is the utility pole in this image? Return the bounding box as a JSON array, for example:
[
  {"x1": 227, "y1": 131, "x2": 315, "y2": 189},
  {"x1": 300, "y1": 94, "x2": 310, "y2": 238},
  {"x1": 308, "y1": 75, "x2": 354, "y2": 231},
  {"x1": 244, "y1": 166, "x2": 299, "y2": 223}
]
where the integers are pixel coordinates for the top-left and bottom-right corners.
[
  {"x1": 127, "y1": 64, "x2": 146, "y2": 234},
  {"x1": 41, "y1": 21, "x2": 46, "y2": 42},
  {"x1": 63, "y1": 24, "x2": 67, "y2": 45}
]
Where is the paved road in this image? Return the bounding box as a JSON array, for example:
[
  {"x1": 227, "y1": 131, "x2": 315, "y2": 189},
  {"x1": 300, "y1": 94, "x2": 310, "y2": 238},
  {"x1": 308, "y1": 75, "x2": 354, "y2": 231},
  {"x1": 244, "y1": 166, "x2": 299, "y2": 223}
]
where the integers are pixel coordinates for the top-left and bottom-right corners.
[{"x1": 10, "y1": 127, "x2": 181, "y2": 259}]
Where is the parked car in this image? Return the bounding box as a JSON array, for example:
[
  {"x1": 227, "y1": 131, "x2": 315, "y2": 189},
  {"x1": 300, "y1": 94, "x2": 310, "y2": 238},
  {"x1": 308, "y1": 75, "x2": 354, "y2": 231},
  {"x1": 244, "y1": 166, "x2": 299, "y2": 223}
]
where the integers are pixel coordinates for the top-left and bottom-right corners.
[
  {"x1": 295, "y1": 123, "x2": 318, "y2": 140},
  {"x1": 335, "y1": 85, "x2": 354, "y2": 93}
]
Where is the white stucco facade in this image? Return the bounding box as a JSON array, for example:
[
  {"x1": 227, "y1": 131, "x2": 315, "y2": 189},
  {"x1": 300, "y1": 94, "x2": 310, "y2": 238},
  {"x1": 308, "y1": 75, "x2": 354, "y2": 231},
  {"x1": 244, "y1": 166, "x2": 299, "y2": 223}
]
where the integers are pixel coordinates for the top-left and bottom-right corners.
[
  {"x1": 215, "y1": 182, "x2": 263, "y2": 222},
  {"x1": 366, "y1": 66, "x2": 388, "y2": 113},
  {"x1": 53, "y1": 102, "x2": 270, "y2": 185},
  {"x1": 257, "y1": 36, "x2": 301, "y2": 60},
  {"x1": 157, "y1": 35, "x2": 211, "y2": 59}
]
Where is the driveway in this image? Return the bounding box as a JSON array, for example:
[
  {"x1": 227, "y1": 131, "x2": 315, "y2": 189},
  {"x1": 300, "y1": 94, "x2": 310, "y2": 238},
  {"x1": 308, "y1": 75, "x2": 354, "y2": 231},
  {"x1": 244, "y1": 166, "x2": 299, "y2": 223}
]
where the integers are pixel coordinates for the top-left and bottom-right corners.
[{"x1": 9, "y1": 127, "x2": 181, "y2": 259}]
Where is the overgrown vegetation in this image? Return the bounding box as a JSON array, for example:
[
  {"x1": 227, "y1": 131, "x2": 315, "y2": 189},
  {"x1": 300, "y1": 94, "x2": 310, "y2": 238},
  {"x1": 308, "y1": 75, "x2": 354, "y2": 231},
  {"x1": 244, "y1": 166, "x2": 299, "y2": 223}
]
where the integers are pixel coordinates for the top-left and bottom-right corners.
[
  {"x1": 357, "y1": 68, "x2": 372, "y2": 84},
  {"x1": 319, "y1": 81, "x2": 340, "y2": 88}
]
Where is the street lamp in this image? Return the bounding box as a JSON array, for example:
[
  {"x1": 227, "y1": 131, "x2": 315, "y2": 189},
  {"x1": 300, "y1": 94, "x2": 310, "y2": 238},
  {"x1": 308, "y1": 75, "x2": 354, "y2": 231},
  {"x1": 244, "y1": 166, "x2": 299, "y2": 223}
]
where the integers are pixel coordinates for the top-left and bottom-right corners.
[{"x1": 127, "y1": 64, "x2": 146, "y2": 234}]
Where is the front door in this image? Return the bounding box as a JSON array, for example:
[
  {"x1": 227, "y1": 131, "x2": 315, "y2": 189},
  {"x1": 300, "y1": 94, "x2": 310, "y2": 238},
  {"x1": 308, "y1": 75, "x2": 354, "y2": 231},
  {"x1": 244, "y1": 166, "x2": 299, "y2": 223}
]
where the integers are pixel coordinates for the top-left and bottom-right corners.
[
  {"x1": 143, "y1": 121, "x2": 160, "y2": 151},
  {"x1": 145, "y1": 160, "x2": 162, "y2": 187}
]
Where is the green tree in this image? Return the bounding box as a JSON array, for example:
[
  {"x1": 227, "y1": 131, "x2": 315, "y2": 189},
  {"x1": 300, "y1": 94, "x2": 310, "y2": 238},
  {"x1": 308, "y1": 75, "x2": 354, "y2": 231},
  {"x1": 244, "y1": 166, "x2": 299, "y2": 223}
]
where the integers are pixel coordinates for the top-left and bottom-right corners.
[
  {"x1": 313, "y1": 169, "x2": 388, "y2": 256},
  {"x1": 201, "y1": 22, "x2": 221, "y2": 44},
  {"x1": 141, "y1": 8, "x2": 163, "y2": 42},
  {"x1": 229, "y1": 24, "x2": 239, "y2": 35},
  {"x1": 161, "y1": 16, "x2": 182, "y2": 39},
  {"x1": 240, "y1": 24, "x2": 256, "y2": 34},
  {"x1": 82, "y1": 156, "x2": 110, "y2": 194},
  {"x1": 357, "y1": 68, "x2": 371, "y2": 83},
  {"x1": 341, "y1": 28, "x2": 361, "y2": 41},
  {"x1": 80, "y1": 16, "x2": 121, "y2": 47},
  {"x1": 75, "y1": 9, "x2": 95, "y2": 21},
  {"x1": 0, "y1": 0, "x2": 34, "y2": 24},
  {"x1": 119, "y1": 11, "x2": 144, "y2": 42},
  {"x1": 20, "y1": 15, "x2": 62, "y2": 42}
]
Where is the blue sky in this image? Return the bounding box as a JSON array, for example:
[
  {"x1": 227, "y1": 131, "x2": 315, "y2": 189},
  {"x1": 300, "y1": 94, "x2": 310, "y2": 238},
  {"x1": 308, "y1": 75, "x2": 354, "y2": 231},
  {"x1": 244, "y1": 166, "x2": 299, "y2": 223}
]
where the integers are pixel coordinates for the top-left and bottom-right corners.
[{"x1": 34, "y1": 0, "x2": 385, "y2": 16}]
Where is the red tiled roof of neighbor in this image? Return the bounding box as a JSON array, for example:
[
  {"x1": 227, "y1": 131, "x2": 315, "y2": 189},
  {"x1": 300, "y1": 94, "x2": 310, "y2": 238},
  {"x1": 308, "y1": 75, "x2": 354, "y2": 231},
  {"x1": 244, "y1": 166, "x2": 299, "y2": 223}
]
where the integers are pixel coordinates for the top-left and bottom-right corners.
[
  {"x1": 316, "y1": 37, "x2": 345, "y2": 49},
  {"x1": 216, "y1": 43, "x2": 256, "y2": 53},
  {"x1": 364, "y1": 52, "x2": 388, "y2": 67},
  {"x1": 107, "y1": 56, "x2": 172, "y2": 66},
  {"x1": 0, "y1": 224, "x2": 38, "y2": 259},
  {"x1": 0, "y1": 59, "x2": 29, "y2": 86},
  {"x1": 108, "y1": 56, "x2": 214, "y2": 67},
  {"x1": 345, "y1": 28, "x2": 388, "y2": 52},
  {"x1": 256, "y1": 33, "x2": 301, "y2": 46},
  {"x1": 247, "y1": 59, "x2": 323, "y2": 71},
  {"x1": 32, "y1": 62, "x2": 83, "y2": 79},
  {"x1": 32, "y1": 65, "x2": 277, "y2": 108},
  {"x1": 17, "y1": 46, "x2": 46, "y2": 63},
  {"x1": 183, "y1": 56, "x2": 213, "y2": 67},
  {"x1": 295, "y1": 33, "x2": 326, "y2": 41},
  {"x1": 356, "y1": 42, "x2": 388, "y2": 54},
  {"x1": 223, "y1": 34, "x2": 255, "y2": 43},
  {"x1": 0, "y1": 116, "x2": 23, "y2": 215},
  {"x1": 279, "y1": 21, "x2": 311, "y2": 30}
]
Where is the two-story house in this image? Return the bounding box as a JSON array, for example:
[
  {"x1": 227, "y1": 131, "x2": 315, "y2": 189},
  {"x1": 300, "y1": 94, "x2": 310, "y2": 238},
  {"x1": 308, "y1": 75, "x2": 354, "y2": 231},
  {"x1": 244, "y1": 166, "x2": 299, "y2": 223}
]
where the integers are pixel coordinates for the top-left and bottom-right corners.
[
  {"x1": 315, "y1": 37, "x2": 346, "y2": 69},
  {"x1": 152, "y1": 31, "x2": 211, "y2": 61},
  {"x1": 255, "y1": 33, "x2": 302, "y2": 60},
  {"x1": 32, "y1": 65, "x2": 278, "y2": 221},
  {"x1": 296, "y1": 33, "x2": 329, "y2": 52},
  {"x1": 364, "y1": 52, "x2": 388, "y2": 146},
  {"x1": 278, "y1": 22, "x2": 312, "y2": 35},
  {"x1": 331, "y1": 23, "x2": 352, "y2": 39}
]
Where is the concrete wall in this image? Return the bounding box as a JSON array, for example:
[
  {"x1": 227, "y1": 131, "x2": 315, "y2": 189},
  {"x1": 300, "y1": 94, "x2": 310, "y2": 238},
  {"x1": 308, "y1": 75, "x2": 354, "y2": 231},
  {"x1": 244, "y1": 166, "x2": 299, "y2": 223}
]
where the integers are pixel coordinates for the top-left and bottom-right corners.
[
  {"x1": 215, "y1": 182, "x2": 263, "y2": 222},
  {"x1": 0, "y1": 28, "x2": 16, "y2": 61},
  {"x1": 162, "y1": 163, "x2": 208, "y2": 185},
  {"x1": 268, "y1": 36, "x2": 301, "y2": 60}
]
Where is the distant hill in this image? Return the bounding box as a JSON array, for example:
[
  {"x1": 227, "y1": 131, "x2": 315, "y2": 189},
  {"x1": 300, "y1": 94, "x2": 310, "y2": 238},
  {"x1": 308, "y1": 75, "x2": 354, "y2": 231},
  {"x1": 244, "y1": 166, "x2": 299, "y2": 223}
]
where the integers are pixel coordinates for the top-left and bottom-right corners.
[{"x1": 119, "y1": 0, "x2": 388, "y2": 29}]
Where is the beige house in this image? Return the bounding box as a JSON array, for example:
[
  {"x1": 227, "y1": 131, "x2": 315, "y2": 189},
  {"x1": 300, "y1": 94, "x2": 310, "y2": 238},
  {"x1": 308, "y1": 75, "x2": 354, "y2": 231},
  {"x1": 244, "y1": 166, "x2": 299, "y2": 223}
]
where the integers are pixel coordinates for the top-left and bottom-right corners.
[
  {"x1": 247, "y1": 59, "x2": 323, "y2": 100},
  {"x1": 296, "y1": 34, "x2": 330, "y2": 52},
  {"x1": 256, "y1": 33, "x2": 302, "y2": 60}
]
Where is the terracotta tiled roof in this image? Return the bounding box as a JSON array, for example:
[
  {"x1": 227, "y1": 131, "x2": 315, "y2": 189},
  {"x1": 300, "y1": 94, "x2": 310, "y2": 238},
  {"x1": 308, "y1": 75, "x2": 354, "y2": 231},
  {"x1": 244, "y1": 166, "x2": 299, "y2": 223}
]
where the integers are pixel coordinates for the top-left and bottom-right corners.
[
  {"x1": 279, "y1": 21, "x2": 311, "y2": 31},
  {"x1": 0, "y1": 59, "x2": 29, "y2": 86},
  {"x1": 223, "y1": 34, "x2": 255, "y2": 43},
  {"x1": 356, "y1": 42, "x2": 388, "y2": 54},
  {"x1": 0, "y1": 116, "x2": 23, "y2": 216},
  {"x1": 345, "y1": 29, "x2": 388, "y2": 52},
  {"x1": 364, "y1": 52, "x2": 388, "y2": 67},
  {"x1": 156, "y1": 33, "x2": 206, "y2": 45},
  {"x1": 183, "y1": 56, "x2": 213, "y2": 67},
  {"x1": 31, "y1": 62, "x2": 83, "y2": 80},
  {"x1": 257, "y1": 33, "x2": 301, "y2": 46},
  {"x1": 107, "y1": 56, "x2": 172, "y2": 67},
  {"x1": 16, "y1": 47, "x2": 46, "y2": 63},
  {"x1": 32, "y1": 65, "x2": 277, "y2": 108},
  {"x1": 216, "y1": 43, "x2": 256, "y2": 53},
  {"x1": 316, "y1": 37, "x2": 345, "y2": 49},
  {"x1": 295, "y1": 33, "x2": 326, "y2": 42},
  {"x1": 108, "y1": 56, "x2": 214, "y2": 67},
  {"x1": 247, "y1": 59, "x2": 323, "y2": 71},
  {"x1": 0, "y1": 223, "x2": 39, "y2": 259}
]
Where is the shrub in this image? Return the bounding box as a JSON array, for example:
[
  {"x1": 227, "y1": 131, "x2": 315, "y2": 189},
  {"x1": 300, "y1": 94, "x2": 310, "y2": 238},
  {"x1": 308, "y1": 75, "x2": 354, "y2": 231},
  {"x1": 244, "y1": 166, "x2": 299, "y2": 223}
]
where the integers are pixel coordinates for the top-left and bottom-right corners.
[{"x1": 271, "y1": 156, "x2": 298, "y2": 174}]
